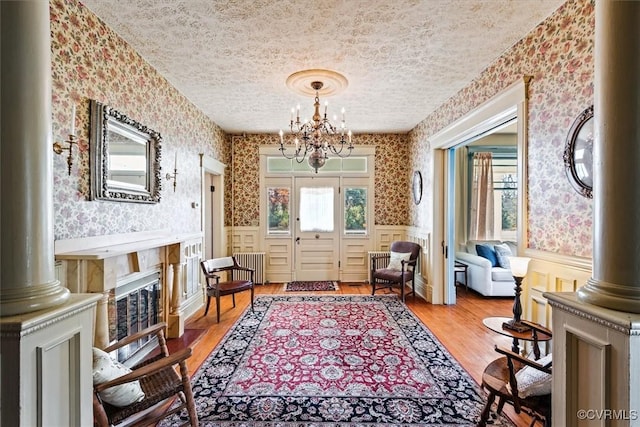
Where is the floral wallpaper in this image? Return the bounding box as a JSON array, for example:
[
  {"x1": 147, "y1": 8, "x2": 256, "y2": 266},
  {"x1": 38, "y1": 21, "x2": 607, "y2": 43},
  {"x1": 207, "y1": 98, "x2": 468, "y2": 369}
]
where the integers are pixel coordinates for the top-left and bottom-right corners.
[
  {"x1": 230, "y1": 134, "x2": 410, "y2": 227},
  {"x1": 50, "y1": 0, "x2": 229, "y2": 240},
  {"x1": 52, "y1": 0, "x2": 594, "y2": 259},
  {"x1": 51, "y1": 0, "x2": 411, "y2": 239},
  {"x1": 408, "y1": 0, "x2": 594, "y2": 258}
]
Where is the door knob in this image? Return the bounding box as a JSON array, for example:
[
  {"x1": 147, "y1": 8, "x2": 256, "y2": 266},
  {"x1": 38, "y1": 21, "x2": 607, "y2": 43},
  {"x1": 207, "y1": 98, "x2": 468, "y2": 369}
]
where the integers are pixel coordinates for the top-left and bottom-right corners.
[{"x1": 296, "y1": 237, "x2": 300, "y2": 244}]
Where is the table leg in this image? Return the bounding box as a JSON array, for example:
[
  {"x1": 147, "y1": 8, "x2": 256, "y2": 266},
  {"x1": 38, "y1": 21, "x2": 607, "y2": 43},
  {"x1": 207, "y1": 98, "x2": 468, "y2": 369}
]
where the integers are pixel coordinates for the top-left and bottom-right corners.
[{"x1": 511, "y1": 337, "x2": 520, "y2": 355}]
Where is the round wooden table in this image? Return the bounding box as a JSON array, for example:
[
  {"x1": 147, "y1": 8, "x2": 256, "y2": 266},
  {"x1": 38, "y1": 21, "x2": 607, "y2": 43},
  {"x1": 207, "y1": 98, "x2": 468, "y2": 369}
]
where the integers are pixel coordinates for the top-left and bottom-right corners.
[{"x1": 482, "y1": 316, "x2": 552, "y2": 356}]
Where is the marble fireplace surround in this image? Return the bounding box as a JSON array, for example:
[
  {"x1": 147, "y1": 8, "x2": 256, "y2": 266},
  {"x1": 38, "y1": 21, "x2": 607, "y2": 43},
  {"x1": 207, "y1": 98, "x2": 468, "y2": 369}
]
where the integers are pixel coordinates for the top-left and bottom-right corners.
[{"x1": 55, "y1": 229, "x2": 204, "y2": 348}]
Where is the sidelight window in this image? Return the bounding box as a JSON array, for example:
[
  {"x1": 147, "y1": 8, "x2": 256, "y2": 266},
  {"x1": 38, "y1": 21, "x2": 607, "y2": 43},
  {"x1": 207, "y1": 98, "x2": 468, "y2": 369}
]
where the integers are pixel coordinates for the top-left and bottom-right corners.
[
  {"x1": 344, "y1": 187, "x2": 367, "y2": 234},
  {"x1": 267, "y1": 187, "x2": 290, "y2": 234}
]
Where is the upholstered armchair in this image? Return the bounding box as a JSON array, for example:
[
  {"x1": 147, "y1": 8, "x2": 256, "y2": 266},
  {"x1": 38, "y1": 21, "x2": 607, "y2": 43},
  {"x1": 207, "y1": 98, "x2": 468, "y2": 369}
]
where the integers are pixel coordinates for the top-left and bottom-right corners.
[{"x1": 370, "y1": 241, "x2": 421, "y2": 302}]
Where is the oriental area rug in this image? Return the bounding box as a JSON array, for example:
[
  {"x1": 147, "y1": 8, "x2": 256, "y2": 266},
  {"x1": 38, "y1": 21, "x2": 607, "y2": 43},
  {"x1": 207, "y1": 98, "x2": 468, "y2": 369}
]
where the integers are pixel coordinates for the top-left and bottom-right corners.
[
  {"x1": 161, "y1": 295, "x2": 512, "y2": 426},
  {"x1": 284, "y1": 280, "x2": 339, "y2": 292}
]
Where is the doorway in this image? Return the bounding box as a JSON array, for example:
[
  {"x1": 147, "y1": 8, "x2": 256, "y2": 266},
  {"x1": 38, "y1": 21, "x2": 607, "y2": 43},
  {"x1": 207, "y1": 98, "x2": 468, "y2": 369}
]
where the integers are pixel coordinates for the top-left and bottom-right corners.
[
  {"x1": 294, "y1": 176, "x2": 340, "y2": 281},
  {"x1": 446, "y1": 120, "x2": 518, "y2": 303},
  {"x1": 429, "y1": 77, "x2": 530, "y2": 304},
  {"x1": 260, "y1": 147, "x2": 375, "y2": 283},
  {"x1": 201, "y1": 155, "x2": 226, "y2": 261}
]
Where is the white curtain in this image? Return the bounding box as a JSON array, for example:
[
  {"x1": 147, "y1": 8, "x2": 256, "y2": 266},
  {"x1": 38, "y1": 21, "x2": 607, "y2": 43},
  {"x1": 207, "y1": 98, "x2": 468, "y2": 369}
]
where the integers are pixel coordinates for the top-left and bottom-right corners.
[
  {"x1": 469, "y1": 152, "x2": 495, "y2": 240},
  {"x1": 299, "y1": 187, "x2": 334, "y2": 232}
]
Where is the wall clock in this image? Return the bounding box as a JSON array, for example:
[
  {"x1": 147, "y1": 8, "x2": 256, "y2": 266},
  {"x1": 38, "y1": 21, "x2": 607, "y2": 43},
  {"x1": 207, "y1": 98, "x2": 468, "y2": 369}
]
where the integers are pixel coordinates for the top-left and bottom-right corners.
[
  {"x1": 563, "y1": 105, "x2": 594, "y2": 199},
  {"x1": 412, "y1": 170, "x2": 423, "y2": 205}
]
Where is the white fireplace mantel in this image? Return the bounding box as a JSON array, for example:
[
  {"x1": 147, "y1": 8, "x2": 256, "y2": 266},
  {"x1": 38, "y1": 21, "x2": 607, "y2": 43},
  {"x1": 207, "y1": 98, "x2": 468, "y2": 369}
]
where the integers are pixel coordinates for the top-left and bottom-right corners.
[
  {"x1": 55, "y1": 229, "x2": 202, "y2": 260},
  {"x1": 55, "y1": 230, "x2": 204, "y2": 345}
]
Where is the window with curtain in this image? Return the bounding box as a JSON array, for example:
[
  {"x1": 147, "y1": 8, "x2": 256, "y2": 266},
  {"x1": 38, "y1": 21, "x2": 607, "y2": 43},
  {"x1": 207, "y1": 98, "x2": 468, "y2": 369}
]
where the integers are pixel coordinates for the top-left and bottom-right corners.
[
  {"x1": 468, "y1": 149, "x2": 518, "y2": 241},
  {"x1": 469, "y1": 152, "x2": 495, "y2": 240},
  {"x1": 299, "y1": 186, "x2": 334, "y2": 232}
]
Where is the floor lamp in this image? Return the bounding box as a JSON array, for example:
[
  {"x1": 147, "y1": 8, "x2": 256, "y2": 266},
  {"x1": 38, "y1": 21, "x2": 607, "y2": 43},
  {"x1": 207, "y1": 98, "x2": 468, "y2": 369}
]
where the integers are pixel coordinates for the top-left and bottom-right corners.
[{"x1": 502, "y1": 256, "x2": 531, "y2": 332}]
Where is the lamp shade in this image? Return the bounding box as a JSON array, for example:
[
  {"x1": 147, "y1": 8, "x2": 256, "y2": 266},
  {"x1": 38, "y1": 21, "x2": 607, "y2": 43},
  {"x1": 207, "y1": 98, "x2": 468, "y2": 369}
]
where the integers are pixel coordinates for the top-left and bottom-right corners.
[{"x1": 507, "y1": 256, "x2": 531, "y2": 277}]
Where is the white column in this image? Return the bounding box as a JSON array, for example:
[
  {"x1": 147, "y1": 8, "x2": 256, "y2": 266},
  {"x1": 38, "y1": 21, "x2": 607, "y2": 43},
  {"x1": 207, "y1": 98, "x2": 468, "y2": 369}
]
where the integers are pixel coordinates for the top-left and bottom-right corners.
[
  {"x1": 578, "y1": 0, "x2": 640, "y2": 313},
  {"x1": 167, "y1": 243, "x2": 185, "y2": 338},
  {"x1": 94, "y1": 291, "x2": 111, "y2": 349},
  {"x1": 0, "y1": 1, "x2": 70, "y2": 316},
  {"x1": 170, "y1": 262, "x2": 183, "y2": 314}
]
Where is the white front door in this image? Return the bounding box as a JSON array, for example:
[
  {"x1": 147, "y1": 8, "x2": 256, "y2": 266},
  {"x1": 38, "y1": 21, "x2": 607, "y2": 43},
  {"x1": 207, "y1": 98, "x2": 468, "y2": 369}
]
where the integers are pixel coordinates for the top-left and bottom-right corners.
[{"x1": 294, "y1": 176, "x2": 340, "y2": 281}]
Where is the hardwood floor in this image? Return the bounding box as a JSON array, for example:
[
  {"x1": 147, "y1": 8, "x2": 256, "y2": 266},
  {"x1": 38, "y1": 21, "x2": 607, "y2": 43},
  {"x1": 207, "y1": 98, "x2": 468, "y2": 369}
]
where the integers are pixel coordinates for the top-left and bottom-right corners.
[{"x1": 172, "y1": 282, "x2": 535, "y2": 426}]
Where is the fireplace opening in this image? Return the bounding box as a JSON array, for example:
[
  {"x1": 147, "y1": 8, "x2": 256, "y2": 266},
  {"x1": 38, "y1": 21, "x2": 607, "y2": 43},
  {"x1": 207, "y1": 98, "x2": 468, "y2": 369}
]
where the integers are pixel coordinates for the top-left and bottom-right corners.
[{"x1": 109, "y1": 270, "x2": 163, "y2": 364}]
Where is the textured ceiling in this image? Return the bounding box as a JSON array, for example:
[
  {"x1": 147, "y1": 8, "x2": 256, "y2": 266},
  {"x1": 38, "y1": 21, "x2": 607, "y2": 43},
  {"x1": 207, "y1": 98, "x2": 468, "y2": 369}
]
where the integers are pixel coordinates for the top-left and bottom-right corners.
[{"x1": 80, "y1": 0, "x2": 565, "y2": 134}]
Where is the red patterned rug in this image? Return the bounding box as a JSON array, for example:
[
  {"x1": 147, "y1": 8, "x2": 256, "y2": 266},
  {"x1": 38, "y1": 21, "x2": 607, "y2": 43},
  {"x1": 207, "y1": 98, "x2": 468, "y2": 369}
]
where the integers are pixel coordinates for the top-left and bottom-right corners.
[
  {"x1": 161, "y1": 295, "x2": 513, "y2": 426},
  {"x1": 283, "y1": 280, "x2": 339, "y2": 291}
]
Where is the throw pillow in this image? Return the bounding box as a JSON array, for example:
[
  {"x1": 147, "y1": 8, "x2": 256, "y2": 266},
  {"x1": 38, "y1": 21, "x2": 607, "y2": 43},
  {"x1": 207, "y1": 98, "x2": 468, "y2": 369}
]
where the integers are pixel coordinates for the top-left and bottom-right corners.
[
  {"x1": 387, "y1": 251, "x2": 412, "y2": 271},
  {"x1": 494, "y1": 243, "x2": 513, "y2": 269},
  {"x1": 507, "y1": 353, "x2": 553, "y2": 398},
  {"x1": 92, "y1": 347, "x2": 145, "y2": 407},
  {"x1": 476, "y1": 244, "x2": 499, "y2": 267}
]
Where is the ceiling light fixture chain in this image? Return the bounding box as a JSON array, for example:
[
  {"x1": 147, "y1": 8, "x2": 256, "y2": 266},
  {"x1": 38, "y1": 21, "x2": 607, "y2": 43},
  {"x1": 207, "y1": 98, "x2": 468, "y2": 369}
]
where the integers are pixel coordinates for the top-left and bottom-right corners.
[{"x1": 279, "y1": 76, "x2": 353, "y2": 173}]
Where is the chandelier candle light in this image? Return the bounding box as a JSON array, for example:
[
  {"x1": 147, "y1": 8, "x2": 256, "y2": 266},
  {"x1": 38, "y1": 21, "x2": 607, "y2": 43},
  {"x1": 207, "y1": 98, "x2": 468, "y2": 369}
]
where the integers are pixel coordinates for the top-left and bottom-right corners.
[{"x1": 279, "y1": 70, "x2": 354, "y2": 173}]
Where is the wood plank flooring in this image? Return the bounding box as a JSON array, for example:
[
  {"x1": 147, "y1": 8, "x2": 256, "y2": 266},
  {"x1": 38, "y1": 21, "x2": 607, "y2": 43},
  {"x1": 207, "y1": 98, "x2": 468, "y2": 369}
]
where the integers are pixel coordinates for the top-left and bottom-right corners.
[{"x1": 173, "y1": 282, "x2": 535, "y2": 426}]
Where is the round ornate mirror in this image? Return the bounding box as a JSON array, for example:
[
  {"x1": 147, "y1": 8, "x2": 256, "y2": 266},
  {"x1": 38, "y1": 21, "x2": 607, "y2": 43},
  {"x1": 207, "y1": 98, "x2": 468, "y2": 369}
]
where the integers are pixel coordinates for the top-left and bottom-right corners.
[
  {"x1": 412, "y1": 170, "x2": 422, "y2": 205},
  {"x1": 563, "y1": 105, "x2": 593, "y2": 199}
]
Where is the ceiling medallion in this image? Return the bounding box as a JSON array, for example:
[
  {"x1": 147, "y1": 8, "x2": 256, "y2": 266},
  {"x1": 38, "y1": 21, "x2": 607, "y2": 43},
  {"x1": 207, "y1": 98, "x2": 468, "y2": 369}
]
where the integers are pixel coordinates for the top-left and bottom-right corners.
[
  {"x1": 285, "y1": 69, "x2": 349, "y2": 97},
  {"x1": 279, "y1": 69, "x2": 353, "y2": 173}
]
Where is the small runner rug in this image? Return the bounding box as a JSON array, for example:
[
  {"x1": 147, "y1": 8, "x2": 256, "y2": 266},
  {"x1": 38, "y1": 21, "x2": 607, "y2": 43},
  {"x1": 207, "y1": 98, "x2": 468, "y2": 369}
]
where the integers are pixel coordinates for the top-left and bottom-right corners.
[
  {"x1": 160, "y1": 295, "x2": 513, "y2": 426},
  {"x1": 283, "y1": 280, "x2": 339, "y2": 291}
]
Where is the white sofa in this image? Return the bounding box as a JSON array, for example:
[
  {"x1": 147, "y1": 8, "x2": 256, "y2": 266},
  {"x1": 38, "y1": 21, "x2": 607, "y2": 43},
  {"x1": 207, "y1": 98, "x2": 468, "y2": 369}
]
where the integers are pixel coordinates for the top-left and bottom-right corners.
[{"x1": 455, "y1": 240, "x2": 516, "y2": 297}]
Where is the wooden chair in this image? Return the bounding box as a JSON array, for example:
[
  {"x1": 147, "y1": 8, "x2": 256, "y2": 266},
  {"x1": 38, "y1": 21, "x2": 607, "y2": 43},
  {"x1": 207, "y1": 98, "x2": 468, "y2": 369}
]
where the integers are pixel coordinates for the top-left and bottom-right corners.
[
  {"x1": 93, "y1": 323, "x2": 198, "y2": 427},
  {"x1": 200, "y1": 256, "x2": 254, "y2": 322},
  {"x1": 370, "y1": 241, "x2": 421, "y2": 302},
  {"x1": 478, "y1": 320, "x2": 553, "y2": 427}
]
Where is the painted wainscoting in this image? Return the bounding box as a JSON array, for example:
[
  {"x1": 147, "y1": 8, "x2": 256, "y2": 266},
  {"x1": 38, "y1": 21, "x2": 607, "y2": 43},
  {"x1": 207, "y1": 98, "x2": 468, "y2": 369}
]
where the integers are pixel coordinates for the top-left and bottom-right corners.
[
  {"x1": 228, "y1": 225, "x2": 431, "y2": 296},
  {"x1": 228, "y1": 224, "x2": 601, "y2": 308},
  {"x1": 523, "y1": 249, "x2": 593, "y2": 329},
  {"x1": 374, "y1": 225, "x2": 407, "y2": 252},
  {"x1": 403, "y1": 226, "x2": 432, "y2": 302},
  {"x1": 231, "y1": 226, "x2": 292, "y2": 284},
  {"x1": 230, "y1": 226, "x2": 261, "y2": 254},
  {"x1": 545, "y1": 293, "x2": 639, "y2": 427},
  {"x1": 1, "y1": 294, "x2": 101, "y2": 426},
  {"x1": 524, "y1": 251, "x2": 640, "y2": 426}
]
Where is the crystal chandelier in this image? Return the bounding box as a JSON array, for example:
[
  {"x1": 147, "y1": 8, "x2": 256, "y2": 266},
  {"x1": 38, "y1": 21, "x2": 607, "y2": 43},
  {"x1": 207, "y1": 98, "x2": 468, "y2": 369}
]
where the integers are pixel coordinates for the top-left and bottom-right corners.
[{"x1": 279, "y1": 79, "x2": 353, "y2": 173}]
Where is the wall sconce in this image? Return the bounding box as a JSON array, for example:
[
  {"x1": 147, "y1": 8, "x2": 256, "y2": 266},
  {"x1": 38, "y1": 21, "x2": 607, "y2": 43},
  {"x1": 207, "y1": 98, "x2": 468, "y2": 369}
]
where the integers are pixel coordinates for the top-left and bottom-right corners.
[
  {"x1": 53, "y1": 104, "x2": 78, "y2": 175},
  {"x1": 166, "y1": 152, "x2": 178, "y2": 192}
]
